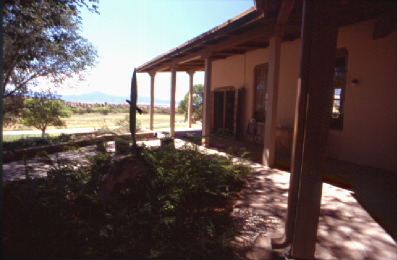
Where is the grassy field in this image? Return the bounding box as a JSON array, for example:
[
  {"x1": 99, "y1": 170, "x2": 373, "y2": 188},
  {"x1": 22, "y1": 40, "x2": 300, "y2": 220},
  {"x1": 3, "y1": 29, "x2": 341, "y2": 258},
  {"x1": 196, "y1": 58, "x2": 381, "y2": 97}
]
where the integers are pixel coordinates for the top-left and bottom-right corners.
[{"x1": 3, "y1": 112, "x2": 201, "y2": 132}]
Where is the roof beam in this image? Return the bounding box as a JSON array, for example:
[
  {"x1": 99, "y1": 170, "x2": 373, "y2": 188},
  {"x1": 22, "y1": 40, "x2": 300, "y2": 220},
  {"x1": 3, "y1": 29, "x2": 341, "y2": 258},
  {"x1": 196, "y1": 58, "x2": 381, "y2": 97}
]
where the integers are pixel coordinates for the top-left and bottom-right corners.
[
  {"x1": 372, "y1": 8, "x2": 397, "y2": 39},
  {"x1": 144, "y1": 24, "x2": 271, "y2": 72},
  {"x1": 200, "y1": 24, "x2": 272, "y2": 57},
  {"x1": 255, "y1": 0, "x2": 268, "y2": 15},
  {"x1": 275, "y1": 0, "x2": 295, "y2": 37},
  {"x1": 277, "y1": 0, "x2": 295, "y2": 25}
]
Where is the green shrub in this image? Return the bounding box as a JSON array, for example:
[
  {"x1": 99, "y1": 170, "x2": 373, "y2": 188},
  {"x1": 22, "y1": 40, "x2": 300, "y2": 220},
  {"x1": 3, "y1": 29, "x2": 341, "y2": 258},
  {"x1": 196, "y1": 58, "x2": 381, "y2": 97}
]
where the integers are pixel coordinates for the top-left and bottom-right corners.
[
  {"x1": 146, "y1": 145, "x2": 249, "y2": 211},
  {"x1": 3, "y1": 134, "x2": 74, "y2": 150},
  {"x1": 115, "y1": 137, "x2": 131, "y2": 154},
  {"x1": 115, "y1": 115, "x2": 140, "y2": 134},
  {"x1": 58, "y1": 133, "x2": 72, "y2": 143},
  {"x1": 4, "y1": 146, "x2": 250, "y2": 259},
  {"x1": 3, "y1": 136, "x2": 51, "y2": 149},
  {"x1": 92, "y1": 107, "x2": 110, "y2": 115},
  {"x1": 72, "y1": 107, "x2": 86, "y2": 114}
]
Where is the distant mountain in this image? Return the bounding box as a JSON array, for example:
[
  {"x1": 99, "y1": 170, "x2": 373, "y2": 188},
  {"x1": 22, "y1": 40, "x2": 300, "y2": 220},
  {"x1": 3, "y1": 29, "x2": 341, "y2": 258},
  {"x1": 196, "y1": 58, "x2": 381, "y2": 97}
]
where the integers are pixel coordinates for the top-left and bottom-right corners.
[{"x1": 61, "y1": 91, "x2": 171, "y2": 106}]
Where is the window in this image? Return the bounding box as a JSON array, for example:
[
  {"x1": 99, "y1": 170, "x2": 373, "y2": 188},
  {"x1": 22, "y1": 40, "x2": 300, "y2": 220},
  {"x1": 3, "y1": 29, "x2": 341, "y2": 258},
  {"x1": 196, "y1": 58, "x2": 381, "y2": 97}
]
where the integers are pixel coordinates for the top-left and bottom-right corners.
[
  {"x1": 331, "y1": 49, "x2": 348, "y2": 130},
  {"x1": 254, "y1": 63, "x2": 268, "y2": 122}
]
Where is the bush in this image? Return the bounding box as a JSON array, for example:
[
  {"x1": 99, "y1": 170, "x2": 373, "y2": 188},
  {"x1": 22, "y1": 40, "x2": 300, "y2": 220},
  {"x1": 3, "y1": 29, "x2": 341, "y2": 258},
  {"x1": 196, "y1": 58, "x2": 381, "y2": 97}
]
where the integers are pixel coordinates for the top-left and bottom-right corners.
[
  {"x1": 115, "y1": 137, "x2": 131, "y2": 154},
  {"x1": 92, "y1": 107, "x2": 110, "y2": 115},
  {"x1": 112, "y1": 108, "x2": 129, "y2": 113},
  {"x1": 58, "y1": 133, "x2": 72, "y2": 143},
  {"x1": 72, "y1": 107, "x2": 86, "y2": 114},
  {"x1": 115, "y1": 115, "x2": 141, "y2": 134},
  {"x1": 3, "y1": 134, "x2": 74, "y2": 150},
  {"x1": 4, "y1": 146, "x2": 250, "y2": 259},
  {"x1": 147, "y1": 145, "x2": 249, "y2": 210}
]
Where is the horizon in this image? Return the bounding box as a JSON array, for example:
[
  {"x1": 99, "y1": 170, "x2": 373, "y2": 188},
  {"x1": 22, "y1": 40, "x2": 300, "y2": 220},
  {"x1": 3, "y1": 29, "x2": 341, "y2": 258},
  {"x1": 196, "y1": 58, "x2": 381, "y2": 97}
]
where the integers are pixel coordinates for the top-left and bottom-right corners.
[
  {"x1": 60, "y1": 90, "x2": 178, "y2": 106},
  {"x1": 57, "y1": 1, "x2": 254, "y2": 102}
]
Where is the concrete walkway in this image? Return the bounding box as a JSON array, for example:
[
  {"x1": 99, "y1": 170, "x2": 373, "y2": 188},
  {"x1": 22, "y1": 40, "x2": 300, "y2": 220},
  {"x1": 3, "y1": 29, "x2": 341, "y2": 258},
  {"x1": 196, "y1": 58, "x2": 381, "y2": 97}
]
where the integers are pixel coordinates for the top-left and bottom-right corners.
[
  {"x1": 2, "y1": 139, "x2": 396, "y2": 259},
  {"x1": 2, "y1": 146, "x2": 98, "y2": 182},
  {"x1": 232, "y1": 165, "x2": 397, "y2": 259}
]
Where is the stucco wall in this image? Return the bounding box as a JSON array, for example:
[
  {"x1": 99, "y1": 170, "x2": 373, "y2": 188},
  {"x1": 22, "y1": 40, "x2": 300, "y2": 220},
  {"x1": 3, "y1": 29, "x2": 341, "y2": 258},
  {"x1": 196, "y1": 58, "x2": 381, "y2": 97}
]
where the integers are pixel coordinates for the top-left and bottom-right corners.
[
  {"x1": 329, "y1": 20, "x2": 397, "y2": 172},
  {"x1": 211, "y1": 19, "x2": 396, "y2": 172}
]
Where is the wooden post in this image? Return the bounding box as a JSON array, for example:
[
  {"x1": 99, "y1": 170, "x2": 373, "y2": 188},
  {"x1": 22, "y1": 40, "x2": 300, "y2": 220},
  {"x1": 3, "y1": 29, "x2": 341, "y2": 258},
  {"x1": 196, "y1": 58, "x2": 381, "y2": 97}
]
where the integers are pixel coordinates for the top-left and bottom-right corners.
[
  {"x1": 170, "y1": 65, "x2": 177, "y2": 137},
  {"x1": 290, "y1": 1, "x2": 338, "y2": 258},
  {"x1": 202, "y1": 56, "x2": 213, "y2": 146},
  {"x1": 263, "y1": 36, "x2": 281, "y2": 167},
  {"x1": 149, "y1": 72, "x2": 156, "y2": 131},
  {"x1": 187, "y1": 70, "x2": 195, "y2": 128}
]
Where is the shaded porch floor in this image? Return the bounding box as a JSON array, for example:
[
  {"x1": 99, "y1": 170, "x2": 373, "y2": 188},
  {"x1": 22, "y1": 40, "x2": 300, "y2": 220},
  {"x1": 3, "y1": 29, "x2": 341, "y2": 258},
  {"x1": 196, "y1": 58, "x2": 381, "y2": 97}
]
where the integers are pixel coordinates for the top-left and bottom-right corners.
[{"x1": 208, "y1": 136, "x2": 397, "y2": 245}]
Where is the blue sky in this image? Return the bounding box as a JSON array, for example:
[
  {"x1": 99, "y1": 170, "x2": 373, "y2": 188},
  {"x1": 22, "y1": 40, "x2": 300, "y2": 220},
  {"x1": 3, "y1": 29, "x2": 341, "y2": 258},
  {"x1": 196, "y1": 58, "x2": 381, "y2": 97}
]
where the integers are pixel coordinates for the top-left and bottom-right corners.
[{"x1": 60, "y1": 0, "x2": 254, "y2": 102}]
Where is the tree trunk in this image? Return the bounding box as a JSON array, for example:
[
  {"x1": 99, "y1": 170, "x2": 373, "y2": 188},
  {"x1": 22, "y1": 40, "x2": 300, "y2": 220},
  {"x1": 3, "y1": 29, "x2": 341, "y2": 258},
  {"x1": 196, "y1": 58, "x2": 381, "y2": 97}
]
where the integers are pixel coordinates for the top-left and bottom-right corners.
[{"x1": 41, "y1": 127, "x2": 46, "y2": 138}]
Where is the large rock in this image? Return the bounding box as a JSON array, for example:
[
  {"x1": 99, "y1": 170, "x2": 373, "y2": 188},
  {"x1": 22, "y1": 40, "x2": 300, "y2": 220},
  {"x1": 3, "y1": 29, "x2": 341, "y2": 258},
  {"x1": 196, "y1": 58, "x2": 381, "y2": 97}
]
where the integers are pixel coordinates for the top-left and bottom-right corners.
[{"x1": 100, "y1": 154, "x2": 156, "y2": 199}]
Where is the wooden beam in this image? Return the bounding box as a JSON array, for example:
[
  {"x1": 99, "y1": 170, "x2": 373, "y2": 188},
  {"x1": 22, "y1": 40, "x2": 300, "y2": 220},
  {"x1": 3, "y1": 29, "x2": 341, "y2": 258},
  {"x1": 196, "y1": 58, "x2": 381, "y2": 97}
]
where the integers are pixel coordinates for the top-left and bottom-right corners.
[
  {"x1": 291, "y1": 1, "x2": 338, "y2": 258},
  {"x1": 262, "y1": 36, "x2": 281, "y2": 167},
  {"x1": 170, "y1": 65, "x2": 177, "y2": 137},
  {"x1": 277, "y1": 0, "x2": 295, "y2": 25},
  {"x1": 255, "y1": 0, "x2": 268, "y2": 15},
  {"x1": 149, "y1": 72, "x2": 156, "y2": 130},
  {"x1": 271, "y1": 1, "x2": 339, "y2": 256},
  {"x1": 204, "y1": 24, "x2": 272, "y2": 55},
  {"x1": 147, "y1": 24, "x2": 271, "y2": 73},
  {"x1": 187, "y1": 70, "x2": 195, "y2": 128},
  {"x1": 202, "y1": 57, "x2": 213, "y2": 146},
  {"x1": 214, "y1": 49, "x2": 246, "y2": 55},
  {"x1": 372, "y1": 8, "x2": 397, "y2": 39}
]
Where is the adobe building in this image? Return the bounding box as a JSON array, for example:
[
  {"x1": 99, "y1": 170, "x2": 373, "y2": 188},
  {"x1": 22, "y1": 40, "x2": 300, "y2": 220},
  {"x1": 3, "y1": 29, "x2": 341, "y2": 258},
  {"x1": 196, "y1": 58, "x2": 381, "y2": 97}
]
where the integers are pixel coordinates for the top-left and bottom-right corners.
[{"x1": 137, "y1": 1, "x2": 396, "y2": 258}]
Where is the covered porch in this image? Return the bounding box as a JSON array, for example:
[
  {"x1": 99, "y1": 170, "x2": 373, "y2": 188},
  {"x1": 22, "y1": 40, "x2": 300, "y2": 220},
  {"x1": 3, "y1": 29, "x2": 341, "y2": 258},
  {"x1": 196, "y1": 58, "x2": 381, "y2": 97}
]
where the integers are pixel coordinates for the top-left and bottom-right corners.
[
  {"x1": 137, "y1": 1, "x2": 396, "y2": 258},
  {"x1": 208, "y1": 136, "x2": 397, "y2": 243}
]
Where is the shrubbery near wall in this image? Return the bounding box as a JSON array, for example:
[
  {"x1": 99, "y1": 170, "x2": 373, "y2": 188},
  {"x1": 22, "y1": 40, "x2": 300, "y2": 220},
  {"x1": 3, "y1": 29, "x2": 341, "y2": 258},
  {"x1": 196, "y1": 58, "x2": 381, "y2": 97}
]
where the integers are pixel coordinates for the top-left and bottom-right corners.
[{"x1": 3, "y1": 145, "x2": 250, "y2": 259}]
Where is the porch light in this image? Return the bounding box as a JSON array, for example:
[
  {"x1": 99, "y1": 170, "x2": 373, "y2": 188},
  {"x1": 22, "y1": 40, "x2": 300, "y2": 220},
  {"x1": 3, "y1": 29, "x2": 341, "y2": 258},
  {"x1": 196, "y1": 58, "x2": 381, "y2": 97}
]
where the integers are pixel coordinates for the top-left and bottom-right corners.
[{"x1": 351, "y1": 79, "x2": 359, "y2": 87}]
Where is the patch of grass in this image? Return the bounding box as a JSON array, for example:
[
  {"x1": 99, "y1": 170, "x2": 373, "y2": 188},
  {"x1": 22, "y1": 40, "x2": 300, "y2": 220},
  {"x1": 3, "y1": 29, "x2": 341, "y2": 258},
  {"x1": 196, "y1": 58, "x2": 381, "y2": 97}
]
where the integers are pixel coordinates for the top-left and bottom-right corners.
[
  {"x1": 4, "y1": 146, "x2": 250, "y2": 259},
  {"x1": 3, "y1": 134, "x2": 48, "y2": 142},
  {"x1": 3, "y1": 134, "x2": 65, "y2": 147},
  {"x1": 3, "y1": 112, "x2": 189, "y2": 131}
]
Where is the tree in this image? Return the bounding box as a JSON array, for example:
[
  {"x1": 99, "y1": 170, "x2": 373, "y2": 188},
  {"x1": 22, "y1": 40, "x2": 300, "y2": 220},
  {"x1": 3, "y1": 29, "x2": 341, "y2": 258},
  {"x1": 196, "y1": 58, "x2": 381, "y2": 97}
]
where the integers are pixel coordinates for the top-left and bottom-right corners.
[
  {"x1": 3, "y1": 0, "x2": 98, "y2": 124},
  {"x1": 178, "y1": 84, "x2": 204, "y2": 123},
  {"x1": 21, "y1": 95, "x2": 73, "y2": 137}
]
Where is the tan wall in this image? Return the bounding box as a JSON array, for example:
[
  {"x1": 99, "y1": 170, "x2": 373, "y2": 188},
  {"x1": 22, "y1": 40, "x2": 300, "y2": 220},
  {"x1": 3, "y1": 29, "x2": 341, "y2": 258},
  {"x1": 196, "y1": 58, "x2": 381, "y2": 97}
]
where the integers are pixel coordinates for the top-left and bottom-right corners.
[
  {"x1": 329, "y1": 20, "x2": 397, "y2": 172},
  {"x1": 278, "y1": 39, "x2": 301, "y2": 126},
  {"x1": 211, "y1": 20, "x2": 396, "y2": 172},
  {"x1": 211, "y1": 42, "x2": 300, "y2": 139},
  {"x1": 212, "y1": 49, "x2": 270, "y2": 137}
]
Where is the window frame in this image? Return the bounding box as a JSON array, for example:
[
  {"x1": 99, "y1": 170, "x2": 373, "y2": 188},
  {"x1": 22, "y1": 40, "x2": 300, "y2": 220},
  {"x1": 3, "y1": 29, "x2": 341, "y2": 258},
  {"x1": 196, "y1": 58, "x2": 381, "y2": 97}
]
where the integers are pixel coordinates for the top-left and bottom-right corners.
[
  {"x1": 253, "y1": 63, "x2": 269, "y2": 123},
  {"x1": 330, "y1": 48, "x2": 349, "y2": 131}
]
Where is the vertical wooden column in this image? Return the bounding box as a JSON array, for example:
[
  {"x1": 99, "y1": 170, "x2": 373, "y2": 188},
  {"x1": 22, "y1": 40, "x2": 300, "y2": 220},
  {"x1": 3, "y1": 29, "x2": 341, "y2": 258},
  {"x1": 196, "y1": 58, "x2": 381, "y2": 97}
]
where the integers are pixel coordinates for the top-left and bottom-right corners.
[
  {"x1": 187, "y1": 70, "x2": 195, "y2": 128},
  {"x1": 263, "y1": 36, "x2": 281, "y2": 167},
  {"x1": 202, "y1": 56, "x2": 213, "y2": 146},
  {"x1": 290, "y1": 1, "x2": 338, "y2": 258},
  {"x1": 170, "y1": 65, "x2": 177, "y2": 137},
  {"x1": 149, "y1": 72, "x2": 156, "y2": 130}
]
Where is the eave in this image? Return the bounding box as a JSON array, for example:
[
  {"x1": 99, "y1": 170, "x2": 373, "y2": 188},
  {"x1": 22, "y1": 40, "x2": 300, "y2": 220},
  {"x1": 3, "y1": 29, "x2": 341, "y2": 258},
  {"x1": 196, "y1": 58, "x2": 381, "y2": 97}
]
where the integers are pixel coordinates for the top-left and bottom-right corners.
[{"x1": 136, "y1": 1, "x2": 396, "y2": 74}]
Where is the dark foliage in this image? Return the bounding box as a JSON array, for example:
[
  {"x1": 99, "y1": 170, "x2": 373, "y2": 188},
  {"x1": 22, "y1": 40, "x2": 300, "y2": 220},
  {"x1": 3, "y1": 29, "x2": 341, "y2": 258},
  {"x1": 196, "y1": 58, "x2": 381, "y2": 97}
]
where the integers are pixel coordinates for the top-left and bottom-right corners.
[
  {"x1": 3, "y1": 133, "x2": 72, "y2": 150},
  {"x1": 3, "y1": 0, "x2": 98, "y2": 124},
  {"x1": 178, "y1": 84, "x2": 204, "y2": 122},
  {"x1": 4, "y1": 146, "x2": 250, "y2": 259}
]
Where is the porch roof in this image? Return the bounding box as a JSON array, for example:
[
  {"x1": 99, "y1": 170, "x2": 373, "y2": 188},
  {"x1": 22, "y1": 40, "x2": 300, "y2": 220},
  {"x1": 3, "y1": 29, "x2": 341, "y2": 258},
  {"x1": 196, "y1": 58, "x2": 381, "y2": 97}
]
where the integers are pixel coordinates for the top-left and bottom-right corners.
[{"x1": 136, "y1": 1, "x2": 395, "y2": 74}]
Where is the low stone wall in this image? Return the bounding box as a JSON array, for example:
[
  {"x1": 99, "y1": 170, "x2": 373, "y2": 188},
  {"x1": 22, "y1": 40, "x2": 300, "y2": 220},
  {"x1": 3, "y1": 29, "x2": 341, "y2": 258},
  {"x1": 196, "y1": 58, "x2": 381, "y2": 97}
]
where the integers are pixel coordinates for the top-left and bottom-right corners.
[{"x1": 3, "y1": 132, "x2": 157, "y2": 163}]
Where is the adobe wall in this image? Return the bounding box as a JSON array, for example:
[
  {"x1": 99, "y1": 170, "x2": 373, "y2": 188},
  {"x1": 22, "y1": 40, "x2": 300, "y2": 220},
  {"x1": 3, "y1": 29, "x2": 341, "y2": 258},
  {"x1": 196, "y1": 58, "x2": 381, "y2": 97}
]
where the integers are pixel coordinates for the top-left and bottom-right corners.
[
  {"x1": 211, "y1": 41, "x2": 299, "y2": 139},
  {"x1": 211, "y1": 20, "x2": 396, "y2": 172},
  {"x1": 329, "y1": 20, "x2": 397, "y2": 172}
]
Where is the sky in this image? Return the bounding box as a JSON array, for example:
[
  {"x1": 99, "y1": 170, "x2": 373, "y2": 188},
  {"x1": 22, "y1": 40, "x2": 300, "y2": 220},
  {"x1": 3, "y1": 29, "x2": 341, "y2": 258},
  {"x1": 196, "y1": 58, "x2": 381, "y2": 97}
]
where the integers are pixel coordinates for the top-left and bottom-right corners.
[{"x1": 59, "y1": 0, "x2": 254, "y2": 103}]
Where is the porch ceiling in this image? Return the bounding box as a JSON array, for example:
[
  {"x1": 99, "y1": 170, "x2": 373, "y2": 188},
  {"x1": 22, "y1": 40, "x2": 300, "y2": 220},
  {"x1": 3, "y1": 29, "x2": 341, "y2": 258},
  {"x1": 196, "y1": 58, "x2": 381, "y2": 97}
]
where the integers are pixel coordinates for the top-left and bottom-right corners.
[{"x1": 136, "y1": 1, "x2": 396, "y2": 74}]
